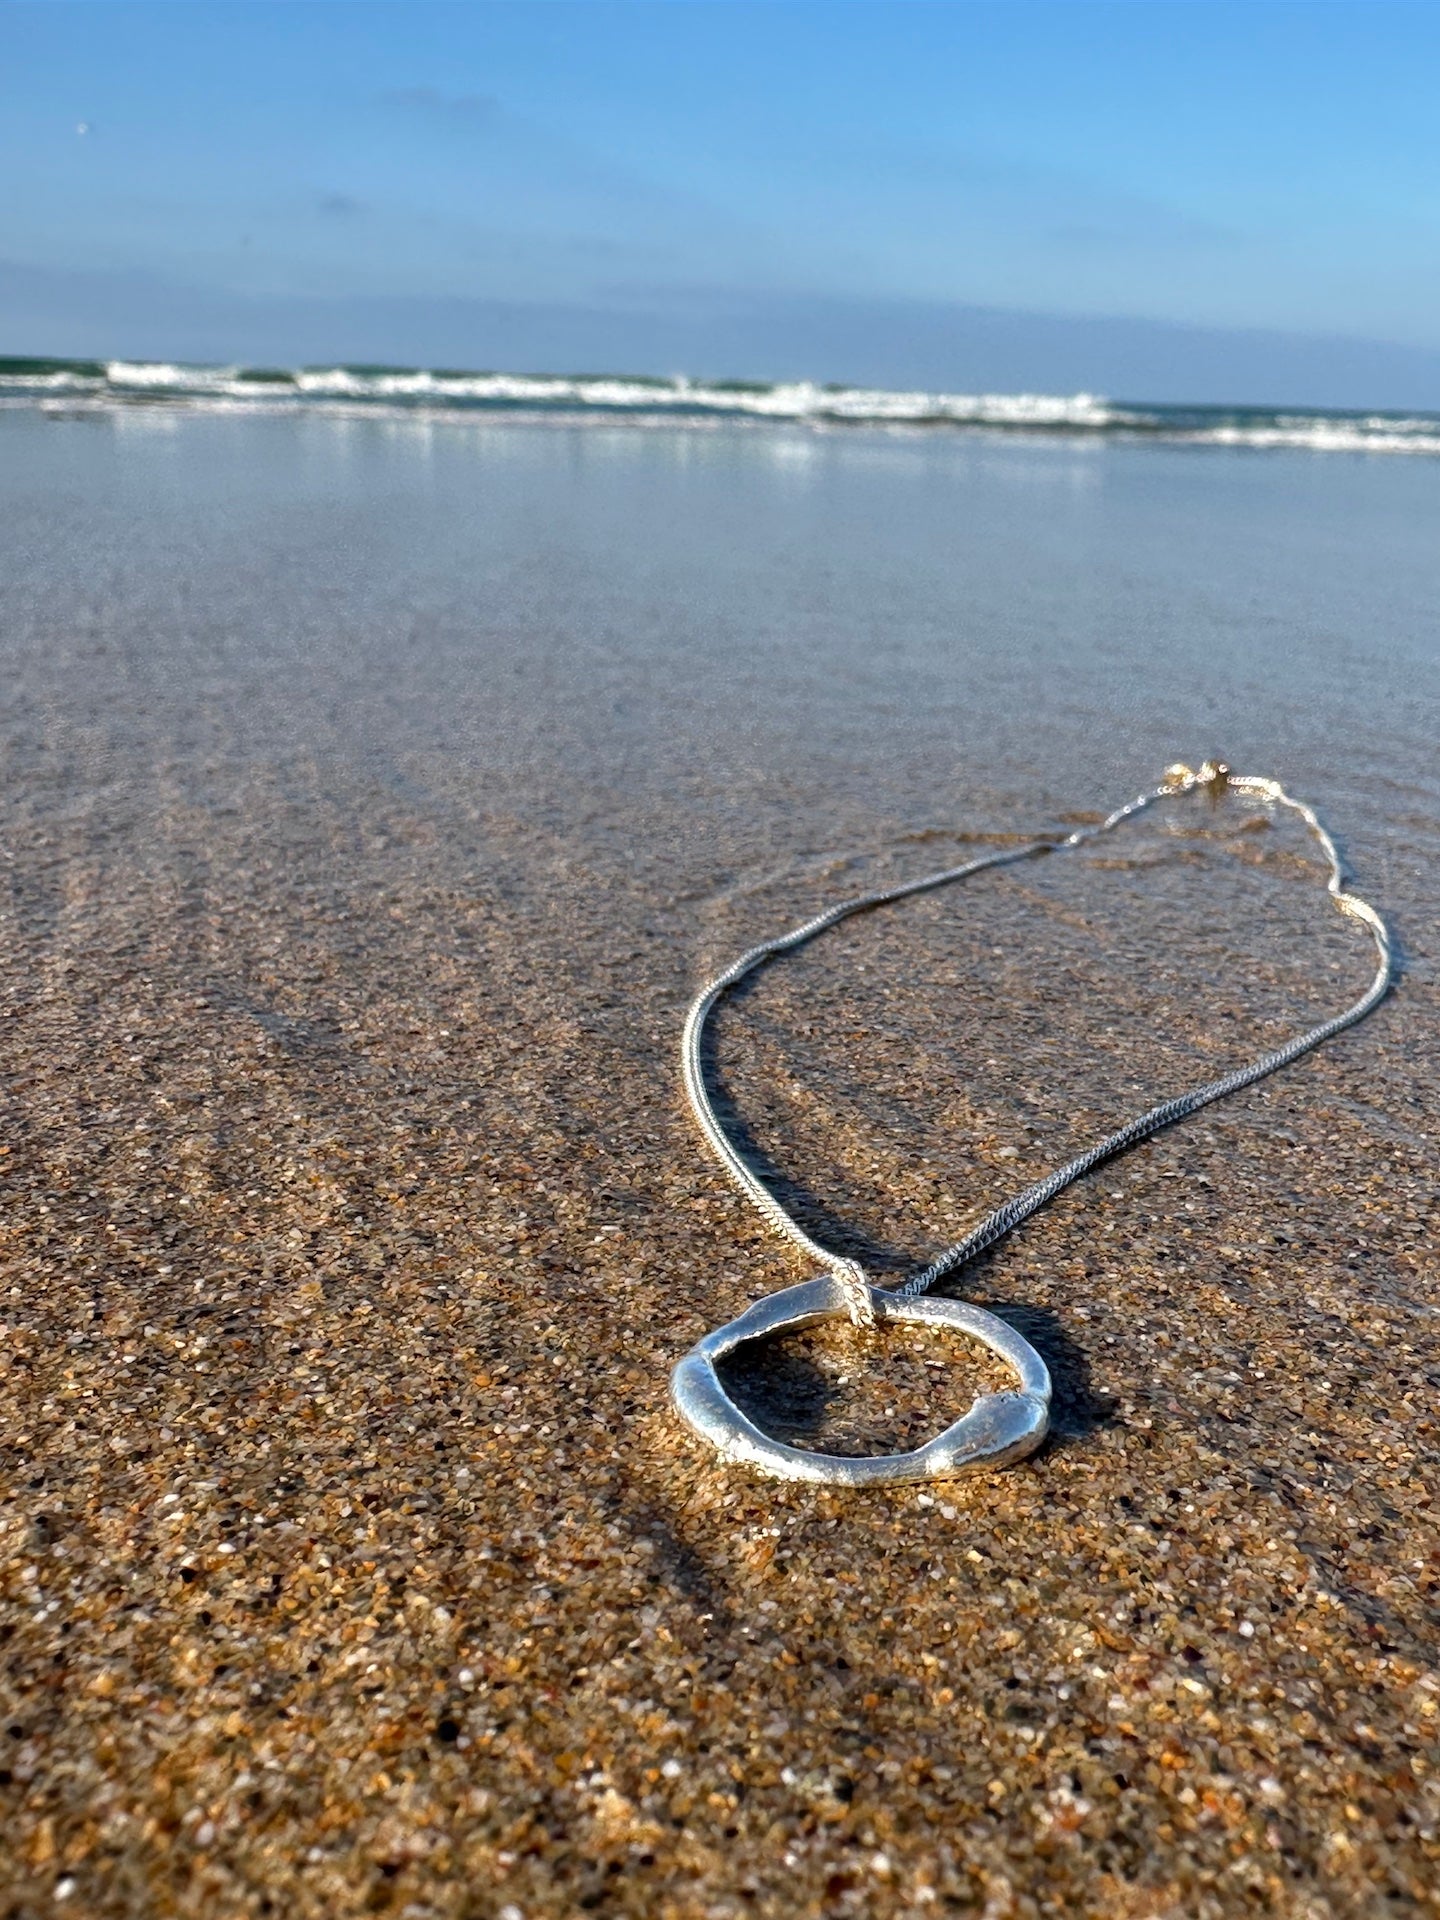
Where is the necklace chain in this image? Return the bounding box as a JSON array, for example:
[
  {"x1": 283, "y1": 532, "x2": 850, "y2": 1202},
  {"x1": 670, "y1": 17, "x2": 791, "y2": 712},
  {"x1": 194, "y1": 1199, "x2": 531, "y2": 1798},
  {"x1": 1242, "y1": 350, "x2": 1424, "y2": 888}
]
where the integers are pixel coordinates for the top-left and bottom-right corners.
[{"x1": 681, "y1": 763, "x2": 1392, "y2": 1331}]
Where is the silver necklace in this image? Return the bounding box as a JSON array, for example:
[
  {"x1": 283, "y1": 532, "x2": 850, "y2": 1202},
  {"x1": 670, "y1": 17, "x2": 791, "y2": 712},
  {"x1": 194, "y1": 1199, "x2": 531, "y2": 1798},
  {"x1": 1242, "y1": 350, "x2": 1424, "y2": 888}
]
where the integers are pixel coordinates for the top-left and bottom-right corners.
[{"x1": 671, "y1": 763, "x2": 1392, "y2": 1487}]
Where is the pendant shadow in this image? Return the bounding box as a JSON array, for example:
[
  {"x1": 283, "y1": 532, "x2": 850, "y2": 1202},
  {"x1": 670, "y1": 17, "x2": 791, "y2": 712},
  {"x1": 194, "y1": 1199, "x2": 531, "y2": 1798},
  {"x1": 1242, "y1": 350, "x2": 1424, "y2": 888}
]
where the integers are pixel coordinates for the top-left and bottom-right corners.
[
  {"x1": 716, "y1": 1288, "x2": 1116, "y2": 1459},
  {"x1": 970, "y1": 1298, "x2": 1120, "y2": 1446}
]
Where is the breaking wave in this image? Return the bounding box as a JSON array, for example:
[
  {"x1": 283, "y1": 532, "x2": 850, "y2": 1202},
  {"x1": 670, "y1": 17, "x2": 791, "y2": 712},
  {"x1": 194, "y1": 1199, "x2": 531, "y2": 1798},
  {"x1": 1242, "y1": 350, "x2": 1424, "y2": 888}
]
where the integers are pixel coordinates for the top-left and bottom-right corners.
[{"x1": 3, "y1": 357, "x2": 1439, "y2": 453}]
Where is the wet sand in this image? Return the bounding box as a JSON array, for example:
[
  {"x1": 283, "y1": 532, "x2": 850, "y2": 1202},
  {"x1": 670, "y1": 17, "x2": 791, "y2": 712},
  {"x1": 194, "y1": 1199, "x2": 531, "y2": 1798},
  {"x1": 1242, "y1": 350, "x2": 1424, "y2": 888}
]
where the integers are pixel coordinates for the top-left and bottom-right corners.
[{"x1": 1, "y1": 413, "x2": 1437, "y2": 1917}]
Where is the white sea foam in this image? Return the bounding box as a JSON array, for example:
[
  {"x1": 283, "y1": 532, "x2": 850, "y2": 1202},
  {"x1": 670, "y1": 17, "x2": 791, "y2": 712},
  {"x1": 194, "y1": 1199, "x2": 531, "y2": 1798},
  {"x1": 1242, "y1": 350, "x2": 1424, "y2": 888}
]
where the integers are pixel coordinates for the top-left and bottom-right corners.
[
  {"x1": 1188, "y1": 421, "x2": 1440, "y2": 455},
  {"x1": 281, "y1": 368, "x2": 1120, "y2": 425},
  {"x1": 0, "y1": 359, "x2": 1436, "y2": 454},
  {"x1": 106, "y1": 360, "x2": 237, "y2": 390}
]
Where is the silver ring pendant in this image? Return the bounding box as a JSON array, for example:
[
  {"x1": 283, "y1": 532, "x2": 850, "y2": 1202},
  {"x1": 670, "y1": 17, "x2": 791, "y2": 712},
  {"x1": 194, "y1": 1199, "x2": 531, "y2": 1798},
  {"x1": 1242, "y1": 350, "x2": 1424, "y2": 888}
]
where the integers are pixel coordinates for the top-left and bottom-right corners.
[{"x1": 671, "y1": 1275, "x2": 1052, "y2": 1486}]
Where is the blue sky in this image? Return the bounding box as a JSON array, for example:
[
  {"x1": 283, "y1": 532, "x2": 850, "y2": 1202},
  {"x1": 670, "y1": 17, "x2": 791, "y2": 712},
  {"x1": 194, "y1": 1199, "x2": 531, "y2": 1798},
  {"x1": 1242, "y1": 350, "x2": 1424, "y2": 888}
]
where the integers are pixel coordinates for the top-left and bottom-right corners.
[{"x1": 5, "y1": 1, "x2": 1440, "y2": 403}]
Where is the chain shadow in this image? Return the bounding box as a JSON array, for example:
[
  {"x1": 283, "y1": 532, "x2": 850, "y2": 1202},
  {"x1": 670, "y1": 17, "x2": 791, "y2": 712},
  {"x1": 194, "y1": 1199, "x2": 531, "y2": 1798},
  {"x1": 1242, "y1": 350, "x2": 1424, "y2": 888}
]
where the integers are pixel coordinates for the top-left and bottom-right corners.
[{"x1": 693, "y1": 967, "x2": 897, "y2": 1272}]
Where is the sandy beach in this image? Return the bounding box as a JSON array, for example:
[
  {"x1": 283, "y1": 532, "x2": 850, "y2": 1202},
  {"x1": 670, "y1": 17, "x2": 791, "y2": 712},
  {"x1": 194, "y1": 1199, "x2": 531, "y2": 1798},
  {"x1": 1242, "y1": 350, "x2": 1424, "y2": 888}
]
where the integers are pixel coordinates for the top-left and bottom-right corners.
[{"x1": 2, "y1": 410, "x2": 1436, "y2": 1917}]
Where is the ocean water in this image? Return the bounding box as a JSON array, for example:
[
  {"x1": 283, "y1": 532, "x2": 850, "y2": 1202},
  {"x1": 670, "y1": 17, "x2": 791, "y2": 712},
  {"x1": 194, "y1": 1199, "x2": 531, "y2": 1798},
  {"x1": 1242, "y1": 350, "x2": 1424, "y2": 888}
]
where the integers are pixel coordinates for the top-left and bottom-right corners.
[
  {"x1": 5, "y1": 354, "x2": 1440, "y2": 455},
  {"x1": 4, "y1": 396, "x2": 1436, "y2": 1148}
]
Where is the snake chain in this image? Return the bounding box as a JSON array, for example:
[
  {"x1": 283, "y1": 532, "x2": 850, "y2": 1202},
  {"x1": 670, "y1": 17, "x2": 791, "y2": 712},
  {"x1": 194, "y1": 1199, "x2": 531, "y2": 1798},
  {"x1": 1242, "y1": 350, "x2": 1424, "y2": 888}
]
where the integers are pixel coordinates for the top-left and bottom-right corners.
[{"x1": 681, "y1": 763, "x2": 1393, "y2": 1330}]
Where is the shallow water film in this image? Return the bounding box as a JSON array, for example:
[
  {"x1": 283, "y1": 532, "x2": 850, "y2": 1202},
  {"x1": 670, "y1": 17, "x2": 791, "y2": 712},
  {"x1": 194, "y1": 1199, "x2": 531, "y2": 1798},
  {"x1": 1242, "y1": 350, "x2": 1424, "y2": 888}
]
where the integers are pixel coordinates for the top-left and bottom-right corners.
[{"x1": 2, "y1": 411, "x2": 1437, "y2": 1917}]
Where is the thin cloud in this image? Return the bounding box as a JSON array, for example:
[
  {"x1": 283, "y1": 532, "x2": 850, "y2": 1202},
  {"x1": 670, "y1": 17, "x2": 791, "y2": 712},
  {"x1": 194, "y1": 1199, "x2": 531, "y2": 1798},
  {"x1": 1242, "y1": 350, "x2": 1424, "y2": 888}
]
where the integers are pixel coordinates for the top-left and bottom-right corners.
[
  {"x1": 829, "y1": 134, "x2": 1241, "y2": 253},
  {"x1": 379, "y1": 87, "x2": 499, "y2": 123}
]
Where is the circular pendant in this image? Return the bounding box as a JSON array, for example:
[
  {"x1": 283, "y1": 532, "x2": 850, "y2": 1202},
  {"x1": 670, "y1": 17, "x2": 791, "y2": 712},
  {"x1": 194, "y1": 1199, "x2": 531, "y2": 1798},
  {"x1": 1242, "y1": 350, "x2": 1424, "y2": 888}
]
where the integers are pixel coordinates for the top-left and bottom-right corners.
[{"x1": 670, "y1": 1275, "x2": 1051, "y2": 1486}]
